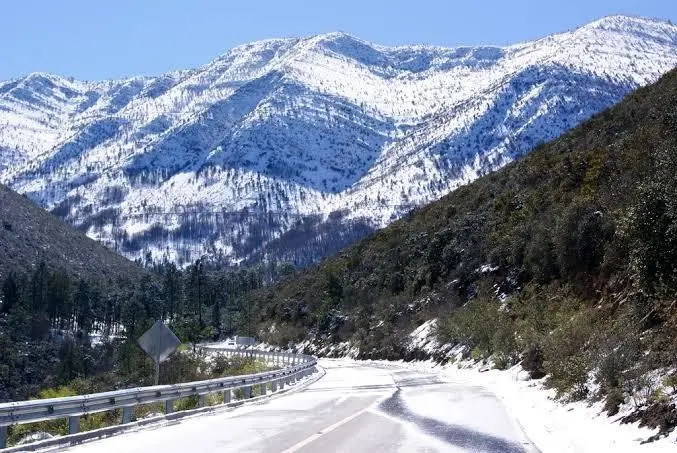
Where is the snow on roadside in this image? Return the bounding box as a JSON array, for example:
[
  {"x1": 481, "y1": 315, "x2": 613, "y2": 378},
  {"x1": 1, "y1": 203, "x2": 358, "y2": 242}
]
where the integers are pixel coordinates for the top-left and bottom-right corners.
[
  {"x1": 408, "y1": 319, "x2": 440, "y2": 355},
  {"x1": 295, "y1": 338, "x2": 360, "y2": 358},
  {"x1": 382, "y1": 319, "x2": 677, "y2": 453},
  {"x1": 425, "y1": 360, "x2": 674, "y2": 453},
  {"x1": 363, "y1": 355, "x2": 677, "y2": 452}
]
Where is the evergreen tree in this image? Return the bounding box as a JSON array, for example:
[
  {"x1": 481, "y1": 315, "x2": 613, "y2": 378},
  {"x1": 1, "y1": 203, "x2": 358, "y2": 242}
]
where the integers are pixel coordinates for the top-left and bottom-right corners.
[{"x1": 1, "y1": 272, "x2": 19, "y2": 315}]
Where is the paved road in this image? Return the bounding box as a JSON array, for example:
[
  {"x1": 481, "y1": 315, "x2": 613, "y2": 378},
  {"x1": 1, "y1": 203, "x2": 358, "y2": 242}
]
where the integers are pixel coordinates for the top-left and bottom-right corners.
[{"x1": 63, "y1": 360, "x2": 538, "y2": 453}]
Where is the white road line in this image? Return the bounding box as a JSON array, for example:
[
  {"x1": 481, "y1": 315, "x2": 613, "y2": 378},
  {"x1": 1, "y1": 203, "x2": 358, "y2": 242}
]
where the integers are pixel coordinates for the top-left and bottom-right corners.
[
  {"x1": 280, "y1": 390, "x2": 396, "y2": 453},
  {"x1": 279, "y1": 407, "x2": 371, "y2": 453}
]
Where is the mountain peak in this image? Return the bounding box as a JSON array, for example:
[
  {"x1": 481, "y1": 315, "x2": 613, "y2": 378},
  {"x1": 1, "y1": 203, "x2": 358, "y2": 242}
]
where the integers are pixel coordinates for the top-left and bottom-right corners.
[
  {"x1": 578, "y1": 14, "x2": 677, "y2": 40},
  {"x1": 312, "y1": 31, "x2": 361, "y2": 42},
  {"x1": 587, "y1": 14, "x2": 669, "y2": 27}
]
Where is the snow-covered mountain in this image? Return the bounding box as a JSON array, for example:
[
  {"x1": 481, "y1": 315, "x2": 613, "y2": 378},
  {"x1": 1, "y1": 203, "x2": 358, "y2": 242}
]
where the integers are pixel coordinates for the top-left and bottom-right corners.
[{"x1": 2, "y1": 15, "x2": 677, "y2": 266}]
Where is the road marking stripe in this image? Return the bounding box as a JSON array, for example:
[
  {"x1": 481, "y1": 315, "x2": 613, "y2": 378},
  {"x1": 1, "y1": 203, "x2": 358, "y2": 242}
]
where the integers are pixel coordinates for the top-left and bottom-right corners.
[{"x1": 279, "y1": 408, "x2": 371, "y2": 453}]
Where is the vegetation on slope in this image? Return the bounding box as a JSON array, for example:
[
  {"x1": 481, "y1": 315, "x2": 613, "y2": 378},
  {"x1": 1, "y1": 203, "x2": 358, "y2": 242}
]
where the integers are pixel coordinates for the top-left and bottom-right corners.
[
  {"x1": 0, "y1": 183, "x2": 143, "y2": 281},
  {"x1": 250, "y1": 68, "x2": 677, "y2": 432}
]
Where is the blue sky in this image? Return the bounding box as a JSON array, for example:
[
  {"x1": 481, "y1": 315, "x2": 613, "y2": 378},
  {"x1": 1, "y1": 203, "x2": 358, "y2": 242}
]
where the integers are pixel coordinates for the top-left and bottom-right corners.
[{"x1": 2, "y1": 0, "x2": 675, "y2": 81}]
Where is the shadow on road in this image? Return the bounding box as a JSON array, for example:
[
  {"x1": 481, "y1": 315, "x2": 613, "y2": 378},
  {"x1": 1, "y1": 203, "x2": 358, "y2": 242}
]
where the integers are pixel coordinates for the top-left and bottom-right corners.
[{"x1": 379, "y1": 389, "x2": 529, "y2": 453}]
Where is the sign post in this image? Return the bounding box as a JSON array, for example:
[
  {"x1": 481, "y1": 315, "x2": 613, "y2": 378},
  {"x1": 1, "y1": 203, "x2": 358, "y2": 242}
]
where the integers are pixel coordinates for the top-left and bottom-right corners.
[{"x1": 137, "y1": 321, "x2": 181, "y2": 385}]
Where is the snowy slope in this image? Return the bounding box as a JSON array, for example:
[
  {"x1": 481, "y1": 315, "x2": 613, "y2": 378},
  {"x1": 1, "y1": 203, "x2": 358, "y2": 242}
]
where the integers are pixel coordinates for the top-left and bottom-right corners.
[{"x1": 1, "y1": 15, "x2": 677, "y2": 266}]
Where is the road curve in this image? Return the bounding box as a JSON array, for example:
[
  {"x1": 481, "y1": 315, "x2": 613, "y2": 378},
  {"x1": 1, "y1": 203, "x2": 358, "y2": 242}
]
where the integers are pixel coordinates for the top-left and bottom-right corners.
[{"x1": 62, "y1": 360, "x2": 538, "y2": 453}]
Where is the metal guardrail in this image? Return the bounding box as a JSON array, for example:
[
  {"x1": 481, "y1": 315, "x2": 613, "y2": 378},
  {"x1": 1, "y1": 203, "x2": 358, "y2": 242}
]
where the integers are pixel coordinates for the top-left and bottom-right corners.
[{"x1": 0, "y1": 348, "x2": 317, "y2": 450}]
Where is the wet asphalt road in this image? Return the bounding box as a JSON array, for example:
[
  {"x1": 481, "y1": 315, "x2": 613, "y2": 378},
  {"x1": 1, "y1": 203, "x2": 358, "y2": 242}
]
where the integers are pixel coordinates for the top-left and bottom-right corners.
[{"x1": 63, "y1": 360, "x2": 538, "y2": 453}]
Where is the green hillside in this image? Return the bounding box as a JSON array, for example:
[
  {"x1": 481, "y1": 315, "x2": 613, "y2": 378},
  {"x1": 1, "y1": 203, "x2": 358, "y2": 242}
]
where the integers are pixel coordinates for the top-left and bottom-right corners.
[
  {"x1": 251, "y1": 68, "x2": 677, "y2": 427},
  {"x1": 0, "y1": 184, "x2": 143, "y2": 282}
]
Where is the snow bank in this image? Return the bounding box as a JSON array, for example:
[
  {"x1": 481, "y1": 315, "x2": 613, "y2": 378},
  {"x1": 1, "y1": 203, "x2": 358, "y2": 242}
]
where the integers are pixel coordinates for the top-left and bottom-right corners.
[{"x1": 372, "y1": 358, "x2": 677, "y2": 453}]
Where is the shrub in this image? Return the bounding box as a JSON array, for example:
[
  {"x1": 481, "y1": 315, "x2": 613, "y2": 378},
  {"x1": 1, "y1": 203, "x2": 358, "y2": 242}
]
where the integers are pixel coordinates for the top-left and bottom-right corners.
[
  {"x1": 663, "y1": 374, "x2": 677, "y2": 394},
  {"x1": 439, "y1": 289, "x2": 517, "y2": 360},
  {"x1": 521, "y1": 344, "x2": 546, "y2": 379},
  {"x1": 542, "y1": 311, "x2": 595, "y2": 400},
  {"x1": 604, "y1": 387, "x2": 625, "y2": 416},
  {"x1": 493, "y1": 353, "x2": 513, "y2": 370},
  {"x1": 174, "y1": 395, "x2": 200, "y2": 412}
]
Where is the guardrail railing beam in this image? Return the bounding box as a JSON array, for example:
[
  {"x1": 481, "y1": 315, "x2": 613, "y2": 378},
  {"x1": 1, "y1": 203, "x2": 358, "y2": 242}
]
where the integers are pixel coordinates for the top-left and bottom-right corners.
[{"x1": 0, "y1": 348, "x2": 318, "y2": 450}]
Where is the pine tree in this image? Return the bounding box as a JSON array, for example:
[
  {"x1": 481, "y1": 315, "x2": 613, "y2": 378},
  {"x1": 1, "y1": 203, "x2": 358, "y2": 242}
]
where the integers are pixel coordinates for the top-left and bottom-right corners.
[{"x1": 1, "y1": 272, "x2": 19, "y2": 315}]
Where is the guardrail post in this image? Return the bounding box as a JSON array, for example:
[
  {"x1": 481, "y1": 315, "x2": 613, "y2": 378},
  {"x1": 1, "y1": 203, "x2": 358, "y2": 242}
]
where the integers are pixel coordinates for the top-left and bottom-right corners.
[
  {"x1": 165, "y1": 399, "x2": 174, "y2": 414},
  {"x1": 69, "y1": 415, "x2": 80, "y2": 435},
  {"x1": 0, "y1": 425, "x2": 7, "y2": 449},
  {"x1": 279, "y1": 378, "x2": 285, "y2": 390},
  {"x1": 271, "y1": 380, "x2": 277, "y2": 392},
  {"x1": 122, "y1": 406, "x2": 134, "y2": 424},
  {"x1": 260, "y1": 383, "x2": 266, "y2": 396},
  {"x1": 198, "y1": 394, "x2": 206, "y2": 408},
  {"x1": 243, "y1": 386, "x2": 251, "y2": 399},
  {"x1": 223, "y1": 389, "x2": 231, "y2": 404}
]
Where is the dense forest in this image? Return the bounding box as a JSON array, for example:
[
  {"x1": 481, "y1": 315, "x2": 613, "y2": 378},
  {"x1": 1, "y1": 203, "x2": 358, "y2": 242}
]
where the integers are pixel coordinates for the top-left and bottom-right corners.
[
  {"x1": 247, "y1": 68, "x2": 677, "y2": 433},
  {"x1": 0, "y1": 259, "x2": 280, "y2": 403}
]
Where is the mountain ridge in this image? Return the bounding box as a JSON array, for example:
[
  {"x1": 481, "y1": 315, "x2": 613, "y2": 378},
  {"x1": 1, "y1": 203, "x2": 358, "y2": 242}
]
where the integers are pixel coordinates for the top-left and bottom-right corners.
[{"x1": 1, "y1": 15, "x2": 676, "y2": 266}]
